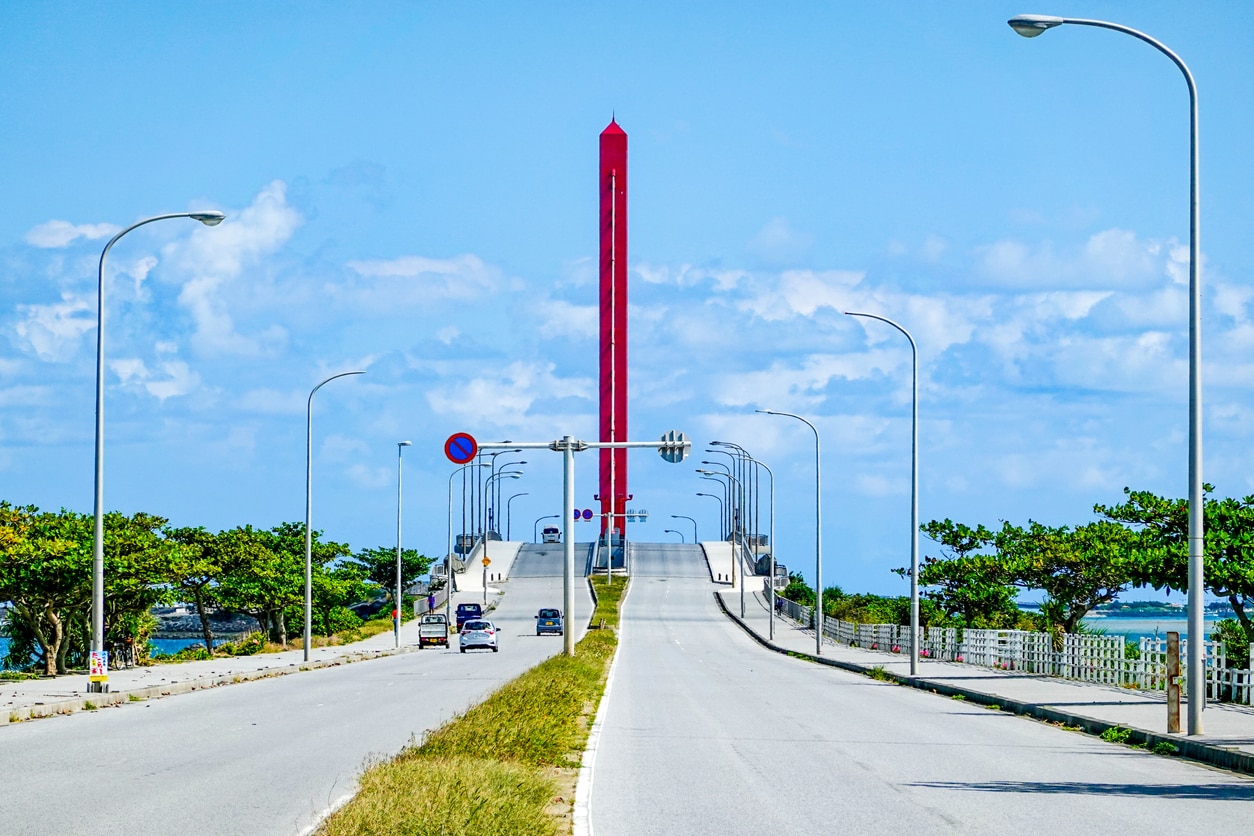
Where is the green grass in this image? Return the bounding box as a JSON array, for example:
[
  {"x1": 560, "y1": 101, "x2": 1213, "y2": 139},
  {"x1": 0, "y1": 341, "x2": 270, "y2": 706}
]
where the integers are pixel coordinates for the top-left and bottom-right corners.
[
  {"x1": 319, "y1": 579, "x2": 625, "y2": 836},
  {"x1": 1152, "y1": 741, "x2": 1179, "y2": 756},
  {"x1": 0, "y1": 670, "x2": 40, "y2": 681},
  {"x1": 866, "y1": 666, "x2": 893, "y2": 682}
]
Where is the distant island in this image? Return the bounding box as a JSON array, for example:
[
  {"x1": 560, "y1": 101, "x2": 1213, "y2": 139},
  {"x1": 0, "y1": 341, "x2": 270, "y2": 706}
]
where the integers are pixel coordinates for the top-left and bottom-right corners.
[{"x1": 1088, "y1": 600, "x2": 1235, "y2": 617}]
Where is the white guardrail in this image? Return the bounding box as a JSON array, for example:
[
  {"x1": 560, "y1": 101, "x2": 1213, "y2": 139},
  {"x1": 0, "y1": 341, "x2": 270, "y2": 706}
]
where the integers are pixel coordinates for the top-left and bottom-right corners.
[{"x1": 773, "y1": 597, "x2": 1254, "y2": 705}]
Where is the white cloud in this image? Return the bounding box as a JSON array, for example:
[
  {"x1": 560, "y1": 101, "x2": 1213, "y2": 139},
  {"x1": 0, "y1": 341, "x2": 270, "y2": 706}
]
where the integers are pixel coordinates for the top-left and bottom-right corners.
[
  {"x1": 344, "y1": 253, "x2": 501, "y2": 306},
  {"x1": 165, "y1": 180, "x2": 301, "y2": 357},
  {"x1": 748, "y1": 217, "x2": 813, "y2": 265},
  {"x1": 426, "y1": 361, "x2": 594, "y2": 428},
  {"x1": 108, "y1": 357, "x2": 201, "y2": 401},
  {"x1": 24, "y1": 220, "x2": 119, "y2": 248},
  {"x1": 13, "y1": 293, "x2": 94, "y2": 361},
  {"x1": 736, "y1": 269, "x2": 864, "y2": 321},
  {"x1": 976, "y1": 228, "x2": 1178, "y2": 290},
  {"x1": 536, "y1": 300, "x2": 597, "y2": 340}
]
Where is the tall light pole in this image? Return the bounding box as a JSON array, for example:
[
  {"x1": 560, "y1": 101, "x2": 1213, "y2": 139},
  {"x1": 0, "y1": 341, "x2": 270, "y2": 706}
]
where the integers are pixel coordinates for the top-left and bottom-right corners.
[
  {"x1": 846, "y1": 311, "x2": 920, "y2": 675},
  {"x1": 699, "y1": 468, "x2": 745, "y2": 617},
  {"x1": 757, "y1": 409, "x2": 823, "y2": 656},
  {"x1": 448, "y1": 462, "x2": 488, "y2": 625},
  {"x1": 699, "y1": 475, "x2": 731, "y2": 539},
  {"x1": 506, "y1": 492, "x2": 528, "y2": 540},
  {"x1": 482, "y1": 471, "x2": 521, "y2": 602},
  {"x1": 1008, "y1": 12, "x2": 1204, "y2": 735},
  {"x1": 534, "y1": 514, "x2": 559, "y2": 543},
  {"x1": 750, "y1": 457, "x2": 776, "y2": 641},
  {"x1": 394, "y1": 440, "x2": 412, "y2": 649},
  {"x1": 696, "y1": 492, "x2": 724, "y2": 540},
  {"x1": 703, "y1": 454, "x2": 739, "y2": 533},
  {"x1": 493, "y1": 459, "x2": 527, "y2": 533},
  {"x1": 305, "y1": 370, "x2": 365, "y2": 662},
  {"x1": 483, "y1": 448, "x2": 521, "y2": 534},
  {"x1": 664, "y1": 528, "x2": 685, "y2": 543},
  {"x1": 671, "y1": 514, "x2": 698, "y2": 543},
  {"x1": 89, "y1": 210, "x2": 225, "y2": 691}
]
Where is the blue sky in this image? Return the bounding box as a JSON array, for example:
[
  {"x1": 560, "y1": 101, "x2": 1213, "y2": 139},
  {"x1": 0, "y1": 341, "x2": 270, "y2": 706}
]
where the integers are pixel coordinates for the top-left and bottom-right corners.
[{"x1": 2, "y1": 2, "x2": 1253, "y2": 598}]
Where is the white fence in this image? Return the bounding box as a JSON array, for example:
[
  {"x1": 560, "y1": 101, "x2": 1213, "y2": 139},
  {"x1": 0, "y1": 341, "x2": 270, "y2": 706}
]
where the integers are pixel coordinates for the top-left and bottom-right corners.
[{"x1": 773, "y1": 597, "x2": 1254, "y2": 705}]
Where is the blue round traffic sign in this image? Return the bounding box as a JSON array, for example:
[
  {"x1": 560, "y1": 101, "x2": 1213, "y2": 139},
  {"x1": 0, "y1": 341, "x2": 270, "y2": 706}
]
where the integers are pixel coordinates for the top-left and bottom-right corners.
[
  {"x1": 444, "y1": 432, "x2": 478, "y2": 464},
  {"x1": 582, "y1": 508, "x2": 594, "y2": 520}
]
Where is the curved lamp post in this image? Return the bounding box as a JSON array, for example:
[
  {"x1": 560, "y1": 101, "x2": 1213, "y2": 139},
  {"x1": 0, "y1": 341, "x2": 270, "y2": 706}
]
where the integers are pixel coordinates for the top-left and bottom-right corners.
[
  {"x1": 757, "y1": 409, "x2": 823, "y2": 656},
  {"x1": 482, "y1": 471, "x2": 521, "y2": 602},
  {"x1": 394, "y1": 440, "x2": 412, "y2": 649},
  {"x1": 304, "y1": 370, "x2": 366, "y2": 661},
  {"x1": 1008, "y1": 12, "x2": 1203, "y2": 735},
  {"x1": 671, "y1": 514, "x2": 698, "y2": 543},
  {"x1": 448, "y1": 462, "x2": 489, "y2": 624},
  {"x1": 505, "y1": 491, "x2": 529, "y2": 540},
  {"x1": 90, "y1": 210, "x2": 225, "y2": 691},
  {"x1": 696, "y1": 492, "x2": 724, "y2": 540},
  {"x1": 664, "y1": 528, "x2": 685, "y2": 543},
  {"x1": 846, "y1": 311, "x2": 920, "y2": 675},
  {"x1": 699, "y1": 467, "x2": 745, "y2": 616}
]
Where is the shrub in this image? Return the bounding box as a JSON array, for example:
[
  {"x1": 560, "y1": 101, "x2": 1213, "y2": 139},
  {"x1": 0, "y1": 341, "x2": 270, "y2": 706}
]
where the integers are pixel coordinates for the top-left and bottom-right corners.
[
  {"x1": 1152, "y1": 741, "x2": 1179, "y2": 756},
  {"x1": 1210, "y1": 619, "x2": 1250, "y2": 669},
  {"x1": 1100, "y1": 726, "x2": 1133, "y2": 744}
]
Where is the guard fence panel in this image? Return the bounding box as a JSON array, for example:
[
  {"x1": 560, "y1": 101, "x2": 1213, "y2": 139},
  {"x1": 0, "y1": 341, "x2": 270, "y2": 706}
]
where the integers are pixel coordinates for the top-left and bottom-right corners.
[{"x1": 768, "y1": 601, "x2": 1254, "y2": 706}]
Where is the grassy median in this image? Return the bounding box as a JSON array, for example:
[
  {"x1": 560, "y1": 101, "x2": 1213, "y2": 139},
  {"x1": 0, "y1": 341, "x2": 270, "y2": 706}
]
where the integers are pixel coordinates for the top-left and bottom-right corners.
[{"x1": 319, "y1": 577, "x2": 625, "y2": 836}]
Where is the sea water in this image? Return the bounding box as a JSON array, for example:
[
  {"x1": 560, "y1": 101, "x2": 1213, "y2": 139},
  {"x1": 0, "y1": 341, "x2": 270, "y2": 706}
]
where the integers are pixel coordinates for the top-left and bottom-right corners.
[
  {"x1": 1080, "y1": 615, "x2": 1224, "y2": 643},
  {"x1": 0, "y1": 636, "x2": 207, "y2": 668}
]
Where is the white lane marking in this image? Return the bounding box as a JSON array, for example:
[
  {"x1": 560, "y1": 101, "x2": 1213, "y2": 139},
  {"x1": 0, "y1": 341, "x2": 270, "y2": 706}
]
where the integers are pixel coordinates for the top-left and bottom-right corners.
[{"x1": 573, "y1": 577, "x2": 634, "y2": 836}]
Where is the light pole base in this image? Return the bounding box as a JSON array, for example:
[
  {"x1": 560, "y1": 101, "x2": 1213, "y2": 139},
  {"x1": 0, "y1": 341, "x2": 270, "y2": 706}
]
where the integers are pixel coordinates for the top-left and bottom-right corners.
[{"x1": 87, "y1": 681, "x2": 108, "y2": 694}]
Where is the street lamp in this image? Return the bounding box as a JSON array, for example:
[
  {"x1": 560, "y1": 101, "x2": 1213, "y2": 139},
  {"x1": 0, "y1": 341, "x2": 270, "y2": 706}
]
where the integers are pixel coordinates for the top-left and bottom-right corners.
[
  {"x1": 757, "y1": 409, "x2": 823, "y2": 656},
  {"x1": 664, "y1": 528, "x2": 685, "y2": 543},
  {"x1": 394, "y1": 440, "x2": 412, "y2": 649},
  {"x1": 750, "y1": 457, "x2": 776, "y2": 641},
  {"x1": 448, "y1": 462, "x2": 489, "y2": 625},
  {"x1": 483, "y1": 471, "x2": 521, "y2": 602},
  {"x1": 699, "y1": 467, "x2": 745, "y2": 616},
  {"x1": 534, "y1": 514, "x2": 559, "y2": 543},
  {"x1": 89, "y1": 210, "x2": 226, "y2": 691},
  {"x1": 483, "y1": 448, "x2": 521, "y2": 534},
  {"x1": 1008, "y1": 12, "x2": 1204, "y2": 735},
  {"x1": 701, "y1": 459, "x2": 735, "y2": 534},
  {"x1": 671, "y1": 514, "x2": 698, "y2": 543},
  {"x1": 505, "y1": 492, "x2": 529, "y2": 540},
  {"x1": 713, "y1": 442, "x2": 758, "y2": 570},
  {"x1": 305, "y1": 370, "x2": 366, "y2": 662},
  {"x1": 846, "y1": 310, "x2": 920, "y2": 675},
  {"x1": 493, "y1": 460, "x2": 528, "y2": 533},
  {"x1": 696, "y1": 492, "x2": 724, "y2": 540},
  {"x1": 699, "y1": 475, "x2": 731, "y2": 539}
]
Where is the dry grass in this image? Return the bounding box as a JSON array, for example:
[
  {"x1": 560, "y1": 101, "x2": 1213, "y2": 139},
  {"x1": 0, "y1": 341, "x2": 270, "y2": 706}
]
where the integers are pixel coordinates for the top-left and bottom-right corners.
[{"x1": 318, "y1": 578, "x2": 626, "y2": 836}]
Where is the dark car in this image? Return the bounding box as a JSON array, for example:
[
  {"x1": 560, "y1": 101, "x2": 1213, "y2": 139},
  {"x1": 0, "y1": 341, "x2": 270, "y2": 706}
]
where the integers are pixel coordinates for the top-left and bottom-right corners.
[
  {"x1": 455, "y1": 602, "x2": 483, "y2": 630},
  {"x1": 535, "y1": 607, "x2": 563, "y2": 636}
]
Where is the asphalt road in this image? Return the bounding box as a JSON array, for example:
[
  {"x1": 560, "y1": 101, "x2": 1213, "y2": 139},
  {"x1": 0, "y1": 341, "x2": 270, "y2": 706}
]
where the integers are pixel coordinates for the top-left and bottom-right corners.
[
  {"x1": 0, "y1": 573, "x2": 591, "y2": 836},
  {"x1": 589, "y1": 543, "x2": 1254, "y2": 835}
]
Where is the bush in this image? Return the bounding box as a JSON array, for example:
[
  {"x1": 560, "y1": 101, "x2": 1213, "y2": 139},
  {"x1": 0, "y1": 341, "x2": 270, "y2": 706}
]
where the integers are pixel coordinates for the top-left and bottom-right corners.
[
  {"x1": 153, "y1": 644, "x2": 212, "y2": 662},
  {"x1": 216, "y1": 633, "x2": 266, "y2": 657},
  {"x1": 1210, "y1": 619, "x2": 1250, "y2": 669},
  {"x1": 1100, "y1": 726, "x2": 1133, "y2": 744}
]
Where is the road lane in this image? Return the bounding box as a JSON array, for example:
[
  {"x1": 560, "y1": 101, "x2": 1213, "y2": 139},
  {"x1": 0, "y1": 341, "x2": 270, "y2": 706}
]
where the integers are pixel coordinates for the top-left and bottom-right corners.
[
  {"x1": 0, "y1": 574, "x2": 591, "y2": 836},
  {"x1": 590, "y1": 543, "x2": 1253, "y2": 835}
]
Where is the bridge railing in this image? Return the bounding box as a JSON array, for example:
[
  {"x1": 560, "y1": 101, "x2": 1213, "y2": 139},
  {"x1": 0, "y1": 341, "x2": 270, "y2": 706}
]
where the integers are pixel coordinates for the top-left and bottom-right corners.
[{"x1": 771, "y1": 599, "x2": 1253, "y2": 704}]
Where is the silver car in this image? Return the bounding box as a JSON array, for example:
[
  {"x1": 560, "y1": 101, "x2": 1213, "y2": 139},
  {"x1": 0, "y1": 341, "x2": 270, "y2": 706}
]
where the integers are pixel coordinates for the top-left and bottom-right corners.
[{"x1": 459, "y1": 619, "x2": 499, "y2": 653}]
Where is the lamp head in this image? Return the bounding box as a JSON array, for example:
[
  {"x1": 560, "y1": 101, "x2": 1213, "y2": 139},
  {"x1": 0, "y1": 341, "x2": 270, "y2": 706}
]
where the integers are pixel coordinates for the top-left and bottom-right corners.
[
  {"x1": 189, "y1": 211, "x2": 226, "y2": 226},
  {"x1": 1008, "y1": 14, "x2": 1063, "y2": 37},
  {"x1": 399, "y1": 440, "x2": 412, "y2": 447}
]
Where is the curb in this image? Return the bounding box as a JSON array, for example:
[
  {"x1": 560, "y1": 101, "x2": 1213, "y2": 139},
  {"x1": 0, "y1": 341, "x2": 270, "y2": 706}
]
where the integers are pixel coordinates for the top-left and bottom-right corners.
[
  {"x1": 3, "y1": 644, "x2": 420, "y2": 727},
  {"x1": 712, "y1": 591, "x2": 1254, "y2": 779}
]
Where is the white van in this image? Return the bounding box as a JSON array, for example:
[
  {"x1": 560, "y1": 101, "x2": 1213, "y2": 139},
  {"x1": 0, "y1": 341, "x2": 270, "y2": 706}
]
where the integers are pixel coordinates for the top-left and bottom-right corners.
[{"x1": 541, "y1": 525, "x2": 561, "y2": 543}]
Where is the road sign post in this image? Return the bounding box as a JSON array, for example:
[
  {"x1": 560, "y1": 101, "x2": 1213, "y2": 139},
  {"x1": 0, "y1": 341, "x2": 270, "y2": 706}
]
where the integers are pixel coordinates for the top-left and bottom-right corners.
[{"x1": 458, "y1": 432, "x2": 691, "y2": 656}]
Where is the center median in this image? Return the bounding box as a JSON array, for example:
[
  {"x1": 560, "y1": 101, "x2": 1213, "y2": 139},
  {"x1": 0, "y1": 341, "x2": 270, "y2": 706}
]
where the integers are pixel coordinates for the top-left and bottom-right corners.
[{"x1": 318, "y1": 576, "x2": 625, "y2": 836}]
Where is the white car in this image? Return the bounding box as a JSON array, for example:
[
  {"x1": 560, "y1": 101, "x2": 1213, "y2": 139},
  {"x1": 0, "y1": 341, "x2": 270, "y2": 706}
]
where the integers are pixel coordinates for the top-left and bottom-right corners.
[{"x1": 459, "y1": 619, "x2": 499, "y2": 653}]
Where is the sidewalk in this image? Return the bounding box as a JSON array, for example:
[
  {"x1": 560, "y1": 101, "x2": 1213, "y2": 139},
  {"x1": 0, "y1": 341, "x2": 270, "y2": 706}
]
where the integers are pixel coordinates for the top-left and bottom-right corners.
[
  {"x1": 717, "y1": 585, "x2": 1254, "y2": 778},
  {"x1": 1, "y1": 589, "x2": 493, "y2": 726}
]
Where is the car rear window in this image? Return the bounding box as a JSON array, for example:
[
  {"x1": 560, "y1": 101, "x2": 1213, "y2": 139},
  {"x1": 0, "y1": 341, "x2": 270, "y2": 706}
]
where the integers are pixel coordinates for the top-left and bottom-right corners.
[
  {"x1": 464, "y1": 621, "x2": 491, "y2": 630},
  {"x1": 539, "y1": 609, "x2": 560, "y2": 618}
]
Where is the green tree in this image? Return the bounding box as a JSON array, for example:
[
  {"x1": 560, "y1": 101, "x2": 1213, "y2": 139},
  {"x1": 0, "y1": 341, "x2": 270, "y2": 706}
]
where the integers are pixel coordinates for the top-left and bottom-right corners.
[
  {"x1": 910, "y1": 519, "x2": 1019, "y2": 628},
  {"x1": 349, "y1": 546, "x2": 432, "y2": 604},
  {"x1": 1097, "y1": 487, "x2": 1254, "y2": 649},
  {"x1": 996, "y1": 519, "x2": 1137, "y2": 634}
]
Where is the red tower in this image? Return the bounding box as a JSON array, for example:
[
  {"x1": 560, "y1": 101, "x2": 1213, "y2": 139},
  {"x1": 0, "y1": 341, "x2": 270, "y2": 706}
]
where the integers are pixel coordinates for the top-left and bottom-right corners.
[{"x1": 599, "y1": 119, "x2": 629, "y2": 541}]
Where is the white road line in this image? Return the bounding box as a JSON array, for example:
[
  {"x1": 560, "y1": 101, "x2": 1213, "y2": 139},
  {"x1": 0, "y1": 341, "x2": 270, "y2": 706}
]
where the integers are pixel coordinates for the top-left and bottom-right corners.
[{"x1": 572, "y1": 577, "x2": 634, "y2": 836}]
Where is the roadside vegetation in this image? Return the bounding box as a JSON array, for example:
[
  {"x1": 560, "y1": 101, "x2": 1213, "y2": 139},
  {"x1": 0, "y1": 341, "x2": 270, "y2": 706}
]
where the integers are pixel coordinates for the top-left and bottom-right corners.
[
  {"x1": 319, "y1": 576, "x2": 624, "y2": 836},
  {"x1": 777, "y1": 485, "x2": 1254, "y2": 667},
  {"x1": 0, "y1": 501, "x2": 431, "y2": 674}
]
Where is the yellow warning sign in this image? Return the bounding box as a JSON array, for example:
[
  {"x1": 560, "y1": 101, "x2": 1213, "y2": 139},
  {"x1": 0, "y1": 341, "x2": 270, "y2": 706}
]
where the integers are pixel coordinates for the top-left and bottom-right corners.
[{"x1": 482, "y1": 557, "x2": 492, "y2": 566}]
